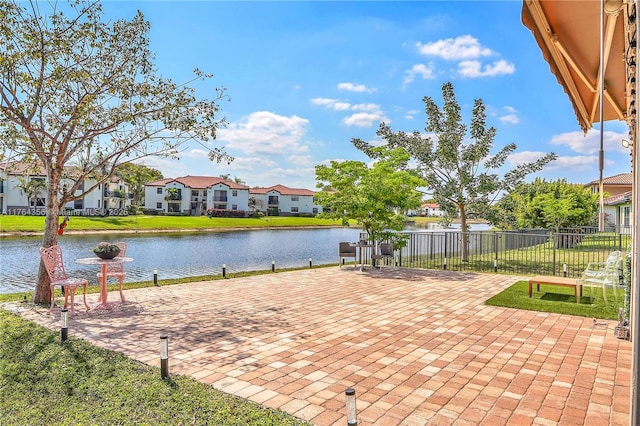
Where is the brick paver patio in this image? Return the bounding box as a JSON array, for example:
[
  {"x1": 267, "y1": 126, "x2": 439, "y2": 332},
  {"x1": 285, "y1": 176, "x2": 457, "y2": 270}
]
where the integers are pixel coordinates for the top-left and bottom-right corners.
[{"x1": 9, "y1": 267, "x2": 631, "y2": 425}]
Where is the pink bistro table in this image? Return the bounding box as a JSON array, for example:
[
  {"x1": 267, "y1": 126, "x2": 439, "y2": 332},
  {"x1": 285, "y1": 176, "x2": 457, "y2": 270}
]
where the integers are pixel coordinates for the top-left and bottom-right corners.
[{"x1": 75, "y1": 256, "x2": 133, "y2": 311}]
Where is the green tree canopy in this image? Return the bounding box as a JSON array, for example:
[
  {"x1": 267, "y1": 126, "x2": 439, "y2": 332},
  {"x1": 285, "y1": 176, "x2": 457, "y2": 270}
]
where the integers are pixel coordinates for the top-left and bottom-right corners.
[
  {"x1": 116, "y1": 163, "x2": 163, "y2": 208},
  {"x1": 0, "y1": 0, "x2": 230, "y2": 303},
  {"x1": 487, "y1": 178, "x2": 599, "y2": 232},
  {"x1": 354, "y1": 82, "x2": 557, "y2": 261},
  {"x1": 315, "y1": 145, "x2": 425, "y2": 246}
]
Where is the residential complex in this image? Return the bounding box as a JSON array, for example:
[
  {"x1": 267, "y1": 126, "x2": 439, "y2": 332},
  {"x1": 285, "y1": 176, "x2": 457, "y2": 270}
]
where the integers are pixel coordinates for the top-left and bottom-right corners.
[
  {"x1": 144, "y1": 176, "x2": 322, "y2": 216},
  {"x1": 585, "y1": 173, "x2": 633, "y2": 233},
  {"x1": 0, "y1": 162, "x2": 131, "y2": 216}
]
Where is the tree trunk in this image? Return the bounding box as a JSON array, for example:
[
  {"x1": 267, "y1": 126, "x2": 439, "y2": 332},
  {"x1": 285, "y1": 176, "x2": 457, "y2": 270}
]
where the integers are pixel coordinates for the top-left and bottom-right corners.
[
  {"x1": 459, "y1": 204, "x2": 469, "y2": 262},
  {"x1": 33, "y1": 170, "x2": 61, "y2": 304}
]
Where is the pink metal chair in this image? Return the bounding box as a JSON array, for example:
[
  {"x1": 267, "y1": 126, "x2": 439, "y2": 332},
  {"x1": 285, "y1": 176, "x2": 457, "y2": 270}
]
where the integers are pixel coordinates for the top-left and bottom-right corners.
[
  {"x1": 39, "y1": 245, "x2": 89, "y2": 315},
  {"x1": 97, "y1": 241, "x2": 127, "y2": 303}
]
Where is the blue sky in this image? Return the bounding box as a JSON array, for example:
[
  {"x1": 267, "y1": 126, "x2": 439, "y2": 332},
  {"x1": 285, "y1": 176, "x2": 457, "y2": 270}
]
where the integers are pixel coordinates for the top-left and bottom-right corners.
[{"x1": 101, "y1": 1, "x2": 632, "y2": 191}]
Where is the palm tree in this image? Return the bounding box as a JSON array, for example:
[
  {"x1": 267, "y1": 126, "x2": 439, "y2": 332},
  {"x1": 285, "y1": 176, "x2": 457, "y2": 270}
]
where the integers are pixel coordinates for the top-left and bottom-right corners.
[{"x1": 15, "y1": 177, "x2": 47, "y2": 207}]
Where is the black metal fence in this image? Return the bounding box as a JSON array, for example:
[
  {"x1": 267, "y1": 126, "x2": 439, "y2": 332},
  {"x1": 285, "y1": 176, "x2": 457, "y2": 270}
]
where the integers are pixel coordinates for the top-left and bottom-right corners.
[{"x1": 386, "y1": 229, "x2": 631, "y2": 278}]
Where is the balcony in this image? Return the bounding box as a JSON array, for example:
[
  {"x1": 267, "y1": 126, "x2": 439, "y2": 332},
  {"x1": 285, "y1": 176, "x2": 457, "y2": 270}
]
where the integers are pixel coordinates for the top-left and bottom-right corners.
[{"x1": 213, "y1": 196, "x2": 228, "y2": 202}]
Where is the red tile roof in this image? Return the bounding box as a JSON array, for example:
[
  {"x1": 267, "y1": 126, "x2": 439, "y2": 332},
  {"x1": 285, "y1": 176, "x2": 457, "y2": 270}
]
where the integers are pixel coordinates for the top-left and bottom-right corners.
[
  {"x1": 422, "y1": 203, "x2": 440, "y2": 208},
  {"x1": 249, "y1": 184, "x2": 315, "y2": 196},
  {"x1": 0, "y1": 161, "x2": 46, "y2": 176},
  {"x1": 604, "y1": 191, "x2": 632, "y2": 206},
  {"x1": 586, "y1": 173, "x2": 633, "y2": 186},
  {"x1": 148, "y1": 175, "x2": 249, "y2": 190}
]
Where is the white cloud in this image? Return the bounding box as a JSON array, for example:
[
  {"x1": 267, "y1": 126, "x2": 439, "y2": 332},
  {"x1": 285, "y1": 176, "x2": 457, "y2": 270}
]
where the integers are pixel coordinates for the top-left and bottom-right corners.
[
  {"x1": 226, "y1": 156, "x2": 279, "y2": 172},
  {"x1": 405, "y1": 109, "x2": 419, "y2": 120},
  {"x1": 217, "y1": 111, "x2": 310, "y2": 155},
  {"x1": 550, "y1": 128, "x2": 628, "y2": 154},
  {"x1": 457, "y1": 60, "x2": 515, "y2": 78},
  {"x1": 506, "y1": 151, "x2": 616, "y2": 178},
  {"x1": 507, "y1": 151, "x2": 557, "y2": 166},
  {"x1": 310, "y1": 97, "x2": 334, "y2": 106},
  {"x1": 417, "y1": 35, "x2": 493, "y2": 60},
  {"x1": 403, "y1": 63, "x2": 436, "y2": 86},
  {"x1": 342, "y1": 112, "x2": 388, "y2": 127},
  {"x1": 337, "y1": 82, "x2": 375, "y2": 93},
  {"x1": 500, "y1": 114, "x2": 519, "y2": 124},
  {"x1": 498, "y1": 106, "x2": 519, "y2": 124},
  {"x1": 286, "y1": 154, "x2": 314, "y2": 166},
  {"x1": 351, "y1": 103, "x2": 381, "y2": 112},
  {"x1": 311, "y1": 97, "x2": 352, "y2": 111}
]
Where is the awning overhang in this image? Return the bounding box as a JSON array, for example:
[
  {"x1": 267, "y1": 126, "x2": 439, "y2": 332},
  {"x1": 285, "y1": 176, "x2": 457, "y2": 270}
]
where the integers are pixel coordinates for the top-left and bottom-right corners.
[{"x1": 522, "y1": 0, "x2": 634, "y2": 132}]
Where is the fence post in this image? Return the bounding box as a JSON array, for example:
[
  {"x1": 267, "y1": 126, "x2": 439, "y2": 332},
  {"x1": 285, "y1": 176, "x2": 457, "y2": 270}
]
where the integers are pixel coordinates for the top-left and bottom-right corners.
[
  {"x1": 552, "y1": 231, "x2": 557, "y2": 276},
  {"x1": 494, "y1": 232, "x2": 498, "y2": 272}
]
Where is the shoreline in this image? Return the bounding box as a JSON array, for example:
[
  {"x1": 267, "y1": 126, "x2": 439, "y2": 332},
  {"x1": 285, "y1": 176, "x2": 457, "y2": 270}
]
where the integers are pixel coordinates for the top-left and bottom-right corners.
[
  {"x1": 0, "y1": 218, "x2": 488, "y2": 238},
  {"x1": 0, "y1": 225, "x2": 349, "y2": 238}
]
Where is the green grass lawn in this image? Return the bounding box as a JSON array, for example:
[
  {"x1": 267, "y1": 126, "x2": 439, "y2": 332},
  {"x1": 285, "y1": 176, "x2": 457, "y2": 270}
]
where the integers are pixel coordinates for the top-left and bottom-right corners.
[
  {"x1": 0, "y1": 309, "x2": 310, "y2": 425},
  {"x1": 0, "y1": 215, "x2": 348, "y2": 233},
  {"x1": 485, "y1": 280, "x2": 624, "y2": 320}
]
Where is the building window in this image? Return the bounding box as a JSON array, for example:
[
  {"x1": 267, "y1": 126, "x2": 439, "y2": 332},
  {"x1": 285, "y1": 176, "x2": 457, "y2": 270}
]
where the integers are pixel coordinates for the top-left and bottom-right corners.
[
  {"x1": 203, "y1": 190, "x2": 207, "y2": 196},
  {"x1": 291, "y1": 207, "x2": 299, "y2": 213},
  {"x1": 157, "y1": 202, "x2": 162, "y2": 209},
  {"x1": 214, "y1": 190, "x2": 227, "y2": 202},
  {"x1": 624, "y1": 206, "x2": 631, "y2": 227},
  {"x1": 193, "y1": 190, "x2": 199, "y2": 196},
  {"x1": 232, "y1": 190, "x2": 238, "y2": 197},
  {"x1": 74, "y1": 199, "x2": 83, "y2": 209},
  {"x1": 268, "y1": 195, "x2": 279, "y2": 205},
  {"x1": 157, "y1": 188, "x2": 163, "y2": 194},
  {"x1": 313, "y1": 208, "x2": 318, "y2": 214},
  {"x1": 291, "y1": 196, "x2": 299, "y2": 201},
  {"x1": 232, "y1": 204, "x2": 237, "y2": 210}
]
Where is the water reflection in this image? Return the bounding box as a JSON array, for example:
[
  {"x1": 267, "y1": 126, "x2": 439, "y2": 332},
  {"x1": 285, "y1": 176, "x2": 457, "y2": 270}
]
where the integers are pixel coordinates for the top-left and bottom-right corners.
[
  {"x1": 0, "y1": 228, "x2": 362, "y2": 294},
  {"x1": 1, "y1": 222, "x2": 491, "y2": 294}
]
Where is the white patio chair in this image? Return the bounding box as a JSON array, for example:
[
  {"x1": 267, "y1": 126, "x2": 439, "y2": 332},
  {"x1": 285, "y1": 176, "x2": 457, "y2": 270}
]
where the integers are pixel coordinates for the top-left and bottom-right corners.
[{"x1": 580, "y1": 251, "x2": 623, "y2": 303}]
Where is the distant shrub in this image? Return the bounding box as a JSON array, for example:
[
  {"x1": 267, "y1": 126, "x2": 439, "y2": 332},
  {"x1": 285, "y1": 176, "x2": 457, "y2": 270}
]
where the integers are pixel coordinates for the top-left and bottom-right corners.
[{"x1": 206, "y1": 208, "x2": 246, "y2": 218}]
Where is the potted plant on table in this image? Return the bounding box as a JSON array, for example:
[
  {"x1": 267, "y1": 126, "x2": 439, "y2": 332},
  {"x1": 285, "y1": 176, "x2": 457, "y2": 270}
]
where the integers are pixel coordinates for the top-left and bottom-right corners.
[{"x1": 93, "y1": 242, "x2": 121, "y2": 260}]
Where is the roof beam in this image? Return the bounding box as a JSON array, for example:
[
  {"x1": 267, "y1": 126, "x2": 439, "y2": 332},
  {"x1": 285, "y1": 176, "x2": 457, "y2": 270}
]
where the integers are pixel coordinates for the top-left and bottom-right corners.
[
  {"x1": 524, "y1": 0, "x2": 592, "y2": 128},
  {"x1": 590, "y1": 9, "x2": 624, "y2": 123}
]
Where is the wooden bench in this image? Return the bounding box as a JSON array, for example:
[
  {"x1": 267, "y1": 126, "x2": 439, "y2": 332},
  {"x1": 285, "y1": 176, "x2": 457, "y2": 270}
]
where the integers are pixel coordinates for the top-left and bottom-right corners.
[{"x1": 529, "y1": 276, "x2": 582, "y2": 303}]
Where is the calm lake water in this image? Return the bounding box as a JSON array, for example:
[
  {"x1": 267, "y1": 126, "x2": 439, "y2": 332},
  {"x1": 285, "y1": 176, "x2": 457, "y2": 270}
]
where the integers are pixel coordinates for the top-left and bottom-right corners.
[
  {"x1": 0, "y1": 222, "x2": 490, "y2": 294},
  {"x1": 0, "y1": 228, "x2": 364, "y2": 294}
]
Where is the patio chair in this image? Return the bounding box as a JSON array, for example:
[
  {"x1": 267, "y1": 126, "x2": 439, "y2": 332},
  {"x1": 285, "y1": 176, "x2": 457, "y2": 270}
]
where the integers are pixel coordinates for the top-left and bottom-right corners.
[
  {"x1": 96, "y1": 241, "x2": 127, "y2": 303},
  {"x1": 580, "y1": 251, "x2": 623, "y2": 303},
  {"x1": 39, "y1": 245, "x2": 89, "y2": 315},
  {"x1": 339, "y1": 242, "x2": 357, "y2": 269},
  {"x1": 372, "y1": 242, "x2": 394, "y2": 270}
]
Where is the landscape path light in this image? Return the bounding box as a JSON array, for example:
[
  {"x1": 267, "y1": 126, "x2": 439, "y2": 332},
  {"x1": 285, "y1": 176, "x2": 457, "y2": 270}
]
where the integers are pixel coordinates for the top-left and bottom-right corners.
[
  {"x1": 60, "y1": 308, "x2": 69, "y2": 343},
  {"x1": 160, "y1": 334, "x2": 169, "y2": 379},
  {"x1": 345, "y1": 387, "x2": 357, "y2": 425}
]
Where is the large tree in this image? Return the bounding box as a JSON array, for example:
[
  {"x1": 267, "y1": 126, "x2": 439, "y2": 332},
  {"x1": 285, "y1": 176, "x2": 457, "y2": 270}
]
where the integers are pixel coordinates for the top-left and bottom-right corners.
[
  {"x1": 315, "y1": 145, "x2": 425, "y2": 246},
  {"x1": 115, "y1": 163, "x2": 163, "y2": 209},
  {"x1": 355, "y1": 82, "x2": 557, "y2": 261},
  {"x1": 0, "y1": 0, "x2": 231, "y2": 304},
  {"x1": 14, "y1": 176, "x2": 47, "y2": 208},
  {"x1": 487, "y1": 178, "x2": 599, "y2": 232}
]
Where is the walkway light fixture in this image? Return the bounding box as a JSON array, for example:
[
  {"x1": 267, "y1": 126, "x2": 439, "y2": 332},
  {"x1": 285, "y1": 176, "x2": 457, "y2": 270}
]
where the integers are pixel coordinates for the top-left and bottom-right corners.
[
  {"x1": 345, "y1": 387, "x2": 357, "y2": 425},
  {"x1": 160, "y1": 334, "x2": 169, "y2": 379},
  {"x1": 60, "y1": 308, "x2": 69, "y2": 343}
]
